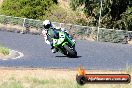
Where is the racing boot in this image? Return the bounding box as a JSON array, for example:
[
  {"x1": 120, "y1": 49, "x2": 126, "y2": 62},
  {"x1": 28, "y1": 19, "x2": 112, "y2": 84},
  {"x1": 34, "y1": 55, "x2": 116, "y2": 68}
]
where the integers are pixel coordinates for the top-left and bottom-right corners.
[{"x1": 51, "y1": 46, "x2": 57, "y2": 53}]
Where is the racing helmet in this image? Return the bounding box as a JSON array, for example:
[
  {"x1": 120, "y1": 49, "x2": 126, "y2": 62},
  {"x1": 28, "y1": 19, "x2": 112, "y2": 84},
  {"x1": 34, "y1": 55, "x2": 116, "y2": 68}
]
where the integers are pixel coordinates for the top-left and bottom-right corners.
[{"x1": 43, "y1": 20, "x2": 53, "y2": 29}]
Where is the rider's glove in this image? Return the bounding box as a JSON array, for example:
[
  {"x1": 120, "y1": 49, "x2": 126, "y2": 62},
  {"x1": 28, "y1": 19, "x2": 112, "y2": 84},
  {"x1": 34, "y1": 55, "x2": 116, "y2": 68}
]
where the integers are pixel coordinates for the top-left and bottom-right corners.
[{"x1": 61, "y1": 28, "x2": 68, "y2": 33}]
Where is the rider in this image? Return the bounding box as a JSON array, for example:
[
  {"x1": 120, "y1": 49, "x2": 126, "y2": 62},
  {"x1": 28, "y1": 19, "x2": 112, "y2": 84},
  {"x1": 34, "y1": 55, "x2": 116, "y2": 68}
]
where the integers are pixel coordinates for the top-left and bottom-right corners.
[{"x1": 42, "y1": 20, "x2": 74, "y2": 53}]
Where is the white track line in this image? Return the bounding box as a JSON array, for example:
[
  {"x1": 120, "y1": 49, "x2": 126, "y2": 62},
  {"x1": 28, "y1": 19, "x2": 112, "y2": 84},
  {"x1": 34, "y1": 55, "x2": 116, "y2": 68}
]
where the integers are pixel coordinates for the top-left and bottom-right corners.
[
  {"x1": 2, "y1": 59, "x2": 8, "y2": 60},
  {"x1": 11, "y1": 50, "x2": 24, "y2": 59},
  {"x1": 1, "y1": 50, "x2": 24, "y2": 60}
]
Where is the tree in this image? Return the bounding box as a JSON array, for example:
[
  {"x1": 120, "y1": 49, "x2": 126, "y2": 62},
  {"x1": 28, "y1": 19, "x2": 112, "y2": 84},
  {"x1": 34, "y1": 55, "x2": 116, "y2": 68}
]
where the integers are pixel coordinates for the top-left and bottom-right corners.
[
  {"x1": 70, "y1": 0, "x2": 132, "y2": 30},
  {"x1": 119, "y1": 6, "x2": 132, "y2": 31}
]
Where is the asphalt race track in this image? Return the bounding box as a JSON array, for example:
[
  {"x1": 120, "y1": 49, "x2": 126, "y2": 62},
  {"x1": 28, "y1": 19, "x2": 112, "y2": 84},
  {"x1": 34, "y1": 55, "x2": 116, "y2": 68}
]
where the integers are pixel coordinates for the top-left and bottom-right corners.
[{"x1": 0, "y1": 31, "x2": 132, "y2": 70}]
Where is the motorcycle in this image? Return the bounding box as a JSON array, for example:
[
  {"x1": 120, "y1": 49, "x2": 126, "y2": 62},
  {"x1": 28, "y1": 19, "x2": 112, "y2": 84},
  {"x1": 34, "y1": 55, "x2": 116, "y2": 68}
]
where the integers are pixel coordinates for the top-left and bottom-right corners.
[{"x1": 41, "y1": 30, "x2": 77, "y2": 58}]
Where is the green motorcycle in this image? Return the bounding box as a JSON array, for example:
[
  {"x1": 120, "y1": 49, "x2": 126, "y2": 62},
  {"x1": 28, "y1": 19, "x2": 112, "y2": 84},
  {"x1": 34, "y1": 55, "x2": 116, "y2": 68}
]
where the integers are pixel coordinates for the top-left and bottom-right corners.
[{"x1": 52, "y1": 31, "x2": 77, "y2": 58}]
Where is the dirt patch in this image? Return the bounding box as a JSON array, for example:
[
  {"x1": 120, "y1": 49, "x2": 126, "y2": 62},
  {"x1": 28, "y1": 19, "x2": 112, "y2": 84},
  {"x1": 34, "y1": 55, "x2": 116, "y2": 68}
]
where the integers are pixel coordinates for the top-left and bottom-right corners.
[
  {"x1": 0, "y1": 0, "x2": 3, "y2": 7},
  {"x1": 0, "y1": 24, "x2": 41, "y2": 34},
  {"x1": 58, "y1": 0, "x2": 70, "y2": 9},
  {"x1": 0, "y1": 53, "x2": 5, "y2": 58}
]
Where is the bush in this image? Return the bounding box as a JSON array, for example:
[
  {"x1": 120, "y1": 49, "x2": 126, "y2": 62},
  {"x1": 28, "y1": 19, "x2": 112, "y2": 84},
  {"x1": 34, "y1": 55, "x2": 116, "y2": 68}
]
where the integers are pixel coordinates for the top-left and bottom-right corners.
[
  {"x1": 0, "y1": 0, "x2": 57, "y2": 20},
  {"x1": 0, "y1": 46, "x2": 9, "y2": 55}
]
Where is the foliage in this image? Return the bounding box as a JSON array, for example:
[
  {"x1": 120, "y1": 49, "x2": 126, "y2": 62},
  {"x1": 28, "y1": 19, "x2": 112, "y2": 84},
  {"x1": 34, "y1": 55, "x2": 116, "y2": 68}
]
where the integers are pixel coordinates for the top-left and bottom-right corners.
[
  {"x1": 43, "y1": 5, "x2": 77, "y2": 23},
  {"x1": 120, "y1": 6, "x2": 132, "y2": 31},
  {"x1": 70, "y1": 0, "x2": 132, "y2": 31},
  {"x1": 0, "y1": 0, "x2": 57, "y2": 20},
  {"x1": 0, "y1": 0, "x2": 79, "y2": 24},
  {"x1": 1, "y1": 0, "x2": 132, "y2": 31},
  {"x1": 0, "y1": 46, "x2": 9, "y2": 55}
]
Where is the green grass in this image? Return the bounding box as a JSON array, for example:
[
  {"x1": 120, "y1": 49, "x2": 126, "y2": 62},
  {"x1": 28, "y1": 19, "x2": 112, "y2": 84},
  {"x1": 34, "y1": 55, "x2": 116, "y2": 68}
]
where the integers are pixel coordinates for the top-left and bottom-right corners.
[
  {"x1": 2, "y1": 76, "x2": 131, "y2": 88},
  {"x1": 0, "y1": 69, "x2": 131, "y2": 88},
  {"x1": 26, "y1": 77, "x2": 49, "y2": 85},
  {"x1": 0, "y1": 46, "x2": 9, "y2": 55},
  {"x1": 25, "y1": 77, "x2": 82, "y2": 88},
  {"x1": 25, "y1": 78, "x2": 131, "y2": 88}
]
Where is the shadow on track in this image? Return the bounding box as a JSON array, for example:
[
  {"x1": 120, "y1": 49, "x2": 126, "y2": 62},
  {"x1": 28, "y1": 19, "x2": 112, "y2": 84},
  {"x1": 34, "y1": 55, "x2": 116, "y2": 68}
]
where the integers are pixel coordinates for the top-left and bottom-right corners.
[{"x1": 55, "y1": 56, "x2": 82, "y2": 58}]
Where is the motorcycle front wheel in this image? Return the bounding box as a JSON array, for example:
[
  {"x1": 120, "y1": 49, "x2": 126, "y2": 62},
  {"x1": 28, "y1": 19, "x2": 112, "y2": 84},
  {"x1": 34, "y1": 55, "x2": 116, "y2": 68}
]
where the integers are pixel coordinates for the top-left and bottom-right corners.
[{"x1": 63, "y1": 44, "x2": 77, "y2": 58}]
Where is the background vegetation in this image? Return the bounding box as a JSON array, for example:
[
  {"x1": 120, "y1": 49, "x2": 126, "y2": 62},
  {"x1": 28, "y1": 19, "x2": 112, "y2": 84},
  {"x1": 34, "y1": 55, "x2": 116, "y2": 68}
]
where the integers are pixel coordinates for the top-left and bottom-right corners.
[
  {"x1": 0, "y1": 0, "x2": 57, "y2": 19},
  {"x1": 70, "y1": 0, "x2": 132, "y2": 30},
  {"x1": 0, "y1": 0, "x2": 132, "y2": 30},
  {"x1": 0, "y1": 0, "x2": 79, "y2": 24}
]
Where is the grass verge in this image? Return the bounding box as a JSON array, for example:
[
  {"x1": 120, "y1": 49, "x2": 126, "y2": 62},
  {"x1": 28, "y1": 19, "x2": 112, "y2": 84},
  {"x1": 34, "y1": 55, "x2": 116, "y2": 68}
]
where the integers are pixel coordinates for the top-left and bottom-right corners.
[
  {"x1": 0, "y1": 46, "x2": 9, "y2": 56},
  {"x1": 0, "y1": 68, "x2": 131, "y2": 88}
]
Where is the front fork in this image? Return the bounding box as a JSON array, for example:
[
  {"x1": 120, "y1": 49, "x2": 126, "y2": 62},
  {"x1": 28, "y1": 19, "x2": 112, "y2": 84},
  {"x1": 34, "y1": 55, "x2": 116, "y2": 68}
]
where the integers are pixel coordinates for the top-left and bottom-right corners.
[
  {"x1": 62, "y1": 41, "x2": 75, "y2": 50},
  {"x1": 65, "y1": 34, "x2": 76, "y2": 47}
]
